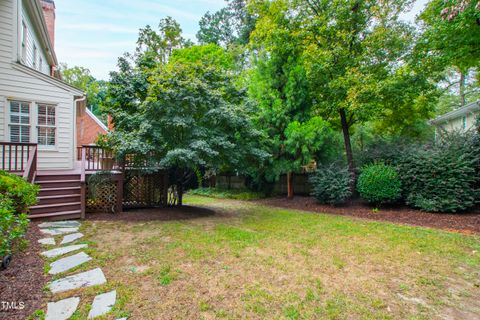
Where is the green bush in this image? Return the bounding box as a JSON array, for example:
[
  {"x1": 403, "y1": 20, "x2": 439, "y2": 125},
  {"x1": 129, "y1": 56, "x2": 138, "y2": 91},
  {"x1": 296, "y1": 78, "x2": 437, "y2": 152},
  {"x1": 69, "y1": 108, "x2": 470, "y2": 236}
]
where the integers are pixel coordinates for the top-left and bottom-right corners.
[
  {"x1": 397, "y1": 132, "x2": 479, "y2": 212},
  {"x1": 357, "y1": 163, "x2": 402, "y2": 205},
  {"x1": 188, "y1": 187, "x2": 265, "y2": 200},
  {"x1": 309, "y1": 165, "x2": 353, "y2": 205},
  {"x1": 0, "y1": 171, "x2": 38, "y2": 258}
]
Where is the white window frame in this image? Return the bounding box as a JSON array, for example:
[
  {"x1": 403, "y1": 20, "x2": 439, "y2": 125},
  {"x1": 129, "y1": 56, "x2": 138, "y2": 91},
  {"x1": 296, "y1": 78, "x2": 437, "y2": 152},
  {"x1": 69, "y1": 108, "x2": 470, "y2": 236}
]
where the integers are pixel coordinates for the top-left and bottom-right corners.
[
  {"x1": 32, "y1": 44, "x2": 37, "y2": 69},
  {"x1": 8, "y1": 100, "x2": 31, "y2": 144},
  {"x1": 36, "y1": 103, "x2": 57, "y2": 149},
  {"x1": 21, "y1": 20, "x2": 27, "y2": 63}
]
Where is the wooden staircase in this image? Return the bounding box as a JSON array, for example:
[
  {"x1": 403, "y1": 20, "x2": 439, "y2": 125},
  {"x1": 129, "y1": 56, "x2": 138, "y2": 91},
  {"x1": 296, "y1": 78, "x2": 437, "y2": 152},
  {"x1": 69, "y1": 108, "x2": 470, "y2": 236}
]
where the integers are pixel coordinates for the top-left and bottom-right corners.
[{"x1": 29, "y1": 173, "x2": 83, "y2": 220}]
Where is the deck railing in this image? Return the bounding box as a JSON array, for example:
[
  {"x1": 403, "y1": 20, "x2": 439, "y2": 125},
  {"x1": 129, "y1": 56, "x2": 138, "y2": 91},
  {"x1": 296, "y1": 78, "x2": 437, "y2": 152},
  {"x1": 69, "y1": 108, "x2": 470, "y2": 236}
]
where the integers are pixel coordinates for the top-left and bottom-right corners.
[
  {"x1": 0, "y1": 142, "x2": 37, "y2": 182},
  {"x1": 78, "y1": 145, "x2": 118, "y2": 171}
]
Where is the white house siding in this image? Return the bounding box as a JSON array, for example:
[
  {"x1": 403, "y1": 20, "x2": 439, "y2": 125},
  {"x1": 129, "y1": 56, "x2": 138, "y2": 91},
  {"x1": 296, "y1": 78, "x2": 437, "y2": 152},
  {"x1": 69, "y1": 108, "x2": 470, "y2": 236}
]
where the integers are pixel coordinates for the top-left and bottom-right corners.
[
  {"x1": 21, "y1": 0, "x2": 49, "y2": 75},
  {"x1": 437, "y1": 112, "x2": 478, "y2": 132},
  {"x1": 0, "y1": 0, "x2": 81, "y2": 170}
]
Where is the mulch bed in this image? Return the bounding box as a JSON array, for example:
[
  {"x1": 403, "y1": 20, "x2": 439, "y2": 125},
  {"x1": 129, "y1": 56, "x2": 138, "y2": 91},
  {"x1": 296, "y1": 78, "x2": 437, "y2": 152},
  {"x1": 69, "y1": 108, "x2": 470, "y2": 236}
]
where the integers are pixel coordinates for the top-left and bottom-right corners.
[
  {"x1": 257, "y1": 196, "x2": 480, "y2": 234},
  {"x1": 0, "y1": 223, "x2": 48, "y2": 320}
]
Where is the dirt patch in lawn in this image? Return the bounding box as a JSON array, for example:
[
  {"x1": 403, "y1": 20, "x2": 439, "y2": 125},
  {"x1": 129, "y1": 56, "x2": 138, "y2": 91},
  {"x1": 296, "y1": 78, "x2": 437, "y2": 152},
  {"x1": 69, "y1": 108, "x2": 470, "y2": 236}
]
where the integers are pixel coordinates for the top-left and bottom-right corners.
[
  {"x1": 258, "y1": 196, "x2": 480, "y2": 234},
  {"x1": 0, "y1": 223, "x2": 48, "y2": 320},
  {"x1": 86, "y1": 205, "x2": 235, "y2": 222}
]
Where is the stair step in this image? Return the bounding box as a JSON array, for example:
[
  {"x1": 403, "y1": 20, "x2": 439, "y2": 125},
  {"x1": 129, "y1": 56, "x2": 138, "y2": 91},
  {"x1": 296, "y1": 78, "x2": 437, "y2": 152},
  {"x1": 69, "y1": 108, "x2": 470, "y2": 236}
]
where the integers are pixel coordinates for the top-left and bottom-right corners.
[
  {"x1": 38, "y1": 194, "x2": 81, "y2": 205},
  {"x1": 29, "y1": 210, "x2": 82, "y2": 220},
  {"x1": 35, "y1": 174, "x2": 81, "y2": 182},
  {"x1": 30, "y1": 202, "x2": 81, "y2": 215},
  {"x1": 39, "y1": 187, "x2": 81, "y2": 196}
]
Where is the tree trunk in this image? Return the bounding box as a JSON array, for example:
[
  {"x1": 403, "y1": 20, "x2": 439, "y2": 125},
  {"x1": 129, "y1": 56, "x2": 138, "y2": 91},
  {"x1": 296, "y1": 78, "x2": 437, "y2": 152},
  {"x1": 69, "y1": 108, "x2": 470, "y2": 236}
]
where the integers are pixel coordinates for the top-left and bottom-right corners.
[
  {"x1": 339, "y1": 108, "x2": 355, "y2": 182},
  {"x1": 287, "y1": 171, "x2": 294, "y2": 199},
  {"x1": 459, "y1": 71, "x2": 466, "y2": 107},
  {"x1": 177, "y1": 184, "x2": 183, "y2": 206}
]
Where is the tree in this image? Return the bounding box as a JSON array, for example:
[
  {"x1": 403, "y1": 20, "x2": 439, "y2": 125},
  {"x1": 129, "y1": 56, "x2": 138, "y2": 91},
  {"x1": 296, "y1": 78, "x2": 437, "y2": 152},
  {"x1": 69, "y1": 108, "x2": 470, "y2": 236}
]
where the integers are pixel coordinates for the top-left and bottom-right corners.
[
  {"x1": 104, "y1": 21, "x2": 268, "y2": 205},
  {"x1": 59, "y1": 63, "x2": 107, "y2": 119},
  {"x1": 248, "y1": 1, "x2": 333, "y2": 198},
  {"x1": 197, "y1": 0, "x2": 256, "y2": 46}
]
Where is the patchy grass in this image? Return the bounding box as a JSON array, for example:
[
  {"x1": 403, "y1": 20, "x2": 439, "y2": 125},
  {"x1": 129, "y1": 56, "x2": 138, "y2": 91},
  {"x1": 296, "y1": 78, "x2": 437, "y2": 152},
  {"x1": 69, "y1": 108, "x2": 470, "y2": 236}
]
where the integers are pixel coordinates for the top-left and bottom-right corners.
[
  {"x1": 187, "y1": 187, "x2": 266, "y2": 200},
  {"x1": 79, "y1": 195, "x2": 480, "y2": 319}
]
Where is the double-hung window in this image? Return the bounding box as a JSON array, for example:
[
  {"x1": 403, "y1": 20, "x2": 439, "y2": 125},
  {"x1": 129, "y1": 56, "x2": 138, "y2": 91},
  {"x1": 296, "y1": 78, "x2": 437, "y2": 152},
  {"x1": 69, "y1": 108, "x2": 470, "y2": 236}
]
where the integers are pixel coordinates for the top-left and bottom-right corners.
[
  {"x1": 37, "y1": 104, "x2": 56, "y2": 146},
  {"x1": 33, "y1": 45, "x2": 37, "y2": 69},
  {"x1": 9, "y1": 101, "x2": 30, "y2": 143}
]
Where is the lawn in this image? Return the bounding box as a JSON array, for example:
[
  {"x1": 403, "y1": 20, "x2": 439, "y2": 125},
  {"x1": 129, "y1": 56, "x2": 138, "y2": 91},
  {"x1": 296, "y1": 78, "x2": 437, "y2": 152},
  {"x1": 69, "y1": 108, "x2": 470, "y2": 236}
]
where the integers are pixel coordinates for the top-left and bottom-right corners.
[{"x1": 75, "y1": 195, "x2": 480, "y2": 319}]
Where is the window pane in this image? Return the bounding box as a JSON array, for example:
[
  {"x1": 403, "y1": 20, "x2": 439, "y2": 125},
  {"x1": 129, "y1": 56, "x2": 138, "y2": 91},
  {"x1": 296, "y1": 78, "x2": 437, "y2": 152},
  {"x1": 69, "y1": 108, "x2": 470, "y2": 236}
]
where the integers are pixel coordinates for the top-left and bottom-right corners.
[
  {"x1": 20, "y1": 104, "x2": 29, "y2": 114},
  {"x1": 21, "y1": 127, "x2": 30, "y2": 143},
  {"x1": 21, "y1": 116, "x2": 29, "y2": 124},
  {"x1": 10, "y1": 115, "x2": 19, "y2": 124},
  {"x1": 47, "y1": 106, "x2": 55, "y2": 116},
  {"x1": 10, "y1": 102, "x2": 19, "y2": 113}
]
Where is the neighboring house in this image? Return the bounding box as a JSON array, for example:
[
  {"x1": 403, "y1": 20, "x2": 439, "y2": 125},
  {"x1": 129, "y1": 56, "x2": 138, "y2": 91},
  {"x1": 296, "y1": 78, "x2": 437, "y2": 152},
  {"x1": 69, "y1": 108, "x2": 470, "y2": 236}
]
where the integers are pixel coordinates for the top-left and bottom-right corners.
[
  {"x1": 76, "y1": 102, "x2": 108, "y2": 147},
  {"x1": 0, "y1": 0, "x2": 85, "y2": 170},
  {"x1": 431, "y1": 100, "x2": 480, "y2": 136}
]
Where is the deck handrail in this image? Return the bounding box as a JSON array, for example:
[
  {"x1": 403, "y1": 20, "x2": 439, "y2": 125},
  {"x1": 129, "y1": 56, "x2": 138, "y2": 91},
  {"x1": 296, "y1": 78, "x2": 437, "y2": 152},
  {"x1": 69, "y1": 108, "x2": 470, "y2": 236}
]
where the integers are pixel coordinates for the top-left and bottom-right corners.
[
  {"x1": 22, "y1": 145, "x2": 37, "y2": 183},
  {"x1": 1, "y1": 142, "x2": 37, "y2": 173},
  {"x1": 80, "y1": 146, "x2": 86, "y2": 219}
]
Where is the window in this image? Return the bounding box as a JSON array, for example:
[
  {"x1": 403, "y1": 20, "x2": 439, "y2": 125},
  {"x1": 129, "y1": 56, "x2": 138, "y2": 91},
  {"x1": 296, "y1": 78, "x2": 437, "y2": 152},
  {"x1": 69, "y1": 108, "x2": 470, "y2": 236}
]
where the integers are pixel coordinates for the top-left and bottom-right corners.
[
  {"x1": 9, "y1": 101, "x2": 30, "y2": 143},
  {"x1": 39, "y1": 57, "x2": 43, "y2": 72},
  {"x1": 21, "y1": 21, "x2": 27, "y2": 62},
  {"x1": 33, "y1": 45, "x2": 37, "y2": 68},
  {"x1": 37, "y1": 104, "x2": 56, "y2": 146},
  {"x1": 462, "y1": 116, "x2": 467, "y2": 130}
]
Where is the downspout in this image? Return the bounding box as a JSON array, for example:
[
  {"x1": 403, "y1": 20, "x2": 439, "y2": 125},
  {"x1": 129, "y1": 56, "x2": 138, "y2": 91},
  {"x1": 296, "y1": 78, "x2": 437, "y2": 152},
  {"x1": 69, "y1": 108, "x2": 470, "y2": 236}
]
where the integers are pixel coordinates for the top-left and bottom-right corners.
[{"x1": 74, "y1": 95, "x2": 87, "y2": 165}]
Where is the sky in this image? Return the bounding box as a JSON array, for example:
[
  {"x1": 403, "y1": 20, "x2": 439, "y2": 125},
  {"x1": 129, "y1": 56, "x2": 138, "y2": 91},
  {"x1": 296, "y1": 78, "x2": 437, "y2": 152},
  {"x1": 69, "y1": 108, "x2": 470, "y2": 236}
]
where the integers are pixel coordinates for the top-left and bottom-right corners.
[{"x1": 54, "y1": 0, "x2": 429, "y2": 80}]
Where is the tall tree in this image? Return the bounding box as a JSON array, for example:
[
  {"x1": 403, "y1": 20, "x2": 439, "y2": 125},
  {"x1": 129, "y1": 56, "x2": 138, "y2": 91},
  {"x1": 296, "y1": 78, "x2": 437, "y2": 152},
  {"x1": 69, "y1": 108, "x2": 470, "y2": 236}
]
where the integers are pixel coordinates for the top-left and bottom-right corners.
[{"x1": 249, "y1": 1, "x2": 333, "y2": 198}]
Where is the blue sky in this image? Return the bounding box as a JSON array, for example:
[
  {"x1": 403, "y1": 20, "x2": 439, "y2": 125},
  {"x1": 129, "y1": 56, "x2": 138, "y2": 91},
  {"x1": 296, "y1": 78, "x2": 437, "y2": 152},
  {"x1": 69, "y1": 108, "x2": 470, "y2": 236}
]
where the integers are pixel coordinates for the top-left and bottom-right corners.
[{"x1": 54, "y1": 0, "x2": 429, "y2": 80}]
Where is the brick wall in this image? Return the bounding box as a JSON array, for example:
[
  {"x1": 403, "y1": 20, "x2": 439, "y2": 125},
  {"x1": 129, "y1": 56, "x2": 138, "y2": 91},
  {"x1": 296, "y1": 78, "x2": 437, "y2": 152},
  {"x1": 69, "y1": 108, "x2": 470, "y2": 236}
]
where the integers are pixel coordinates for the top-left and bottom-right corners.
[
  {"x1": 40, "y1": 0, "x2": 55, "y2": 48},
  {"x1": 76, "y1": 102, "x2": 107, "y2": 147}
]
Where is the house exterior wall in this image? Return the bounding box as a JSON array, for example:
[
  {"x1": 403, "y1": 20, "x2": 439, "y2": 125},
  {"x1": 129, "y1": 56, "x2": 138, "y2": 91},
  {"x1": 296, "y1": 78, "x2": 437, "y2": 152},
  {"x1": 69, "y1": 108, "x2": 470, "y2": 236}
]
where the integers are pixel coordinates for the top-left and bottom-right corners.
[
  {"x1": 0, "y1": 0, "x2": 82, "y2": 170},
  {"x1": 436, "y1": 111, "x2": 478, "y2": 133},
  {"x1": 76, "y1": 104, "x2": 107, "y2": 147}
]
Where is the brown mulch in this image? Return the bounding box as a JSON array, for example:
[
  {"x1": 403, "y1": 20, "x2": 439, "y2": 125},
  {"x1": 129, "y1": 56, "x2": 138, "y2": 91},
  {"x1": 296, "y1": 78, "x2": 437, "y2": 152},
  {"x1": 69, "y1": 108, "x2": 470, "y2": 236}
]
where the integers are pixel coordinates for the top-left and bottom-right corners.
[
  {"x1": 257, "y1": 196, "x2": 480, "y2": 234},
  {"x1": 0, "y1": 223, "x2": 48, "y2": 320}
]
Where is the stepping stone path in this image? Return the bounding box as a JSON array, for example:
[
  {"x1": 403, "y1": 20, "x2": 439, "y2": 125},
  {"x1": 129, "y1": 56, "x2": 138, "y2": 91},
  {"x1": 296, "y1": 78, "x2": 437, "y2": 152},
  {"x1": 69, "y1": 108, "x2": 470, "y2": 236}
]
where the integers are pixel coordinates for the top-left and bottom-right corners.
[
  {"x1": 38, "y1": 221, "x2": 123, "y2": 319},
  {"x1": 88, "y1": 290, "x2": 117, "y2": 319},
  {"x1": 41, "y1": 244, "x2": 88, "y2": 258},
  {"x1": 60, "y1": 232, "x2": 84, "y2": 245},
  {"x1": 49, "y1": 252, "x2": 92, "y2": 275},
  {"x1": 46, "y1": 297, "x2": 80, "y2": 320},
  {"x1": 40, "y1": 227, "x2": 79, "y2": 236},
  {"x1": 38, "y1": 237, "x2": 55, "y2": 245}
]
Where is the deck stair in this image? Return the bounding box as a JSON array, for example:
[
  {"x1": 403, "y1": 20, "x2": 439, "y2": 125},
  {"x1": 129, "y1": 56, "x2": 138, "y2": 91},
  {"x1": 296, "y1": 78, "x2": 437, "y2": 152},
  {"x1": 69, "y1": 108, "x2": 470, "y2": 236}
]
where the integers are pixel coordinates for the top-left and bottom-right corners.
[{"x1": 29, "y1": 173, "x2": 83, "y2": 220}]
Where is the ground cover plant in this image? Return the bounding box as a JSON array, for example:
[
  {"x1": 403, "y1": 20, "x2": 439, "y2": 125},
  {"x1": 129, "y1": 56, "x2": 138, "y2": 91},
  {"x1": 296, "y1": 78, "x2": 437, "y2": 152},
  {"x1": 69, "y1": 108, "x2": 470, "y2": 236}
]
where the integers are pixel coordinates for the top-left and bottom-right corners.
[{"x1": 79, "y1": 195, "x2": 480, "y2": 319}]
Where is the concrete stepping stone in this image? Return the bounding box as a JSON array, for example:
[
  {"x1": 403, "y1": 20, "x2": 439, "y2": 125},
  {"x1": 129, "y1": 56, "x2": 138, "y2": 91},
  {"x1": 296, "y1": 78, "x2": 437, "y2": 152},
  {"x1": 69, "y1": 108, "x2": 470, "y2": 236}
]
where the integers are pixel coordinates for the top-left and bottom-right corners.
[
  {"x1": 49, "y1": 252, "x2": 92, "y2": 275},
  {"x1": 40, "y1": 227, "x2": 79, "y2": 236},
  {"x1": 39, "y1": 221, "x2": 81, "y2": 229},
  {"x1": 60, "y1": 233, "x2": 84, "y2": 245},
  {"x1": 42, "y1": 244, "x2": 88, "y2": 258},
  {"x1": 38, "y1": 237, "x2": 55, "y2": 245},
  {"x1": 88, "y1": 290, "x2": 116, "y2": 319},
  {"x1": 49, "y1": 268, "x2": 107, "y2": 293},
  {"x1": 46, "y1": 297, "x2": 80, "y2": 320}
]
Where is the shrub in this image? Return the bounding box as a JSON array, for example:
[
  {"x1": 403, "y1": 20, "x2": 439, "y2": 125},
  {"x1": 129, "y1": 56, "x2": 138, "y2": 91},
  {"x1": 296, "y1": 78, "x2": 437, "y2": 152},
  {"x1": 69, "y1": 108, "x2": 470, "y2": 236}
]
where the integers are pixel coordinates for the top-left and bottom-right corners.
[
  {"x1": 357, "y1": 163, "x2": 402, "y2": 205},
  {"x1": 309, "y1": 165, "x2": 353, "y2": 205},
  {"x1": 0, "y1": 171, "x2": 38, "y2": 259},
  {"x1": 397, "y1": 132, "x2": 479, "y2": 212}
]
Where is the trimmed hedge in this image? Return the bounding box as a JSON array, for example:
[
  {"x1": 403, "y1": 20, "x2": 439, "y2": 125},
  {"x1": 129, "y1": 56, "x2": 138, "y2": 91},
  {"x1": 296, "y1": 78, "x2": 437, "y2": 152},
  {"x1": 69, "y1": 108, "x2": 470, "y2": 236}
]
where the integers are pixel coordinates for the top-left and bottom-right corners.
[
  {"x1": 0, "y1": 171, "x2": 38, "y2": 258},
  {"x1": 309, "y1": 164, "x2": 353, "y2": 205},
  {"x1": 357, "y1": 163, "x2": 401, "y2": 205}
]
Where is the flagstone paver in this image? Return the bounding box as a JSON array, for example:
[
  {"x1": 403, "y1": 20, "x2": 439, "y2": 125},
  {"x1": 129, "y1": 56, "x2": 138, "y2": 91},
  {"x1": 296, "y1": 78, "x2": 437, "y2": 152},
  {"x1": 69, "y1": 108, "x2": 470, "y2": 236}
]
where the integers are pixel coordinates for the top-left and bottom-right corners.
[
  {"x1": 49, "y1": 268, "x2": 107, "y2": 293},
  {"x1": 60, "y1": 232, "x2": 84, "y2": 245},
  {"x1": 39, "y1": 221, "x2": 81, "y2": 229},
  {"x1": 41, "y1": 244, "x2": 88, "y2": 258},
  {"x1": 88, "y1": 290, "x2": 117, "y2": 319},
  {"x1": 49, "y1": 252, "x2": 92, "y2": 275},
  {"x1": 38, "y1": 237, "x2": 56, "y2": 245},
  {"x1": 45, "y1": 297, "x2": 80, "y2": 320},
  {"x1": 40, "y1": 227, "x2": 79, "y2": 236}
]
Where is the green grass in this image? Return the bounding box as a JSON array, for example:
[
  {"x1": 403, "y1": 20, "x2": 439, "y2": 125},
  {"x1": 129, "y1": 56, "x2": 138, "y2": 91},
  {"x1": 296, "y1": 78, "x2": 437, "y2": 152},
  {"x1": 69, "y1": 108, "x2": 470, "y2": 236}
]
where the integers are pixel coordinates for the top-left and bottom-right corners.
[
  {"x1": 187, "y1": 187, "x2": 265, "y2": 200},
  {"x1": 76, "y1": 195, "x2": 480, "y2": 319}
]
